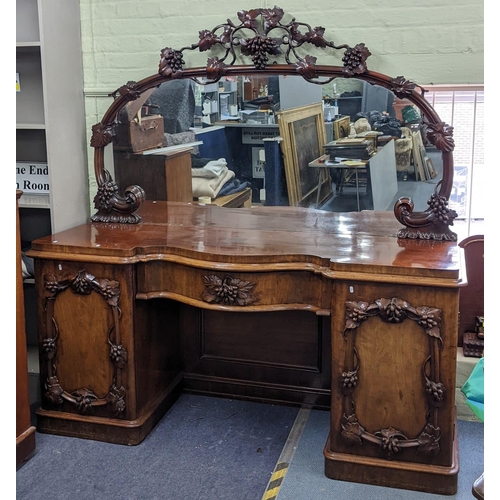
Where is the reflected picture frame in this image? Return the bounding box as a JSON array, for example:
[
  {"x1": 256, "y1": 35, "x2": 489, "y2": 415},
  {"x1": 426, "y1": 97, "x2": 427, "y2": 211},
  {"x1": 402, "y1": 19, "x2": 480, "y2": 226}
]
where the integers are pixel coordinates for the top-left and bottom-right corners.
[{"x1": 277, "y1": 103, "x2": 332, "y2": 206}]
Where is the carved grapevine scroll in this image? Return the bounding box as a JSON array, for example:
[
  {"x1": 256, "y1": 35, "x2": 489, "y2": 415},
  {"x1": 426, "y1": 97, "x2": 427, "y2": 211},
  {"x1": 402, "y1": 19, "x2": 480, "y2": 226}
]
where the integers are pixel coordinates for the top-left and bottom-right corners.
[
  {"x1": 339, "y1": 297, "x2": 444, "y2": 459},
  {"x1": 42, "y1": 270, "x2": 127, "y2": 416},
  {"x1": 201, "y1": 275, "x2": 257, "y2": 306},
  {"x1": 91, "y1": 6, "x2": 457, "y2": 240}
]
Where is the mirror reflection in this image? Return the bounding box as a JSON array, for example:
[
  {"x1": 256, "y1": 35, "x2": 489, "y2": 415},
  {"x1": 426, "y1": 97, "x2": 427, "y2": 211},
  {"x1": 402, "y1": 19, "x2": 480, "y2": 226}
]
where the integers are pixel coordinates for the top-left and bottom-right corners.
[{"x1": 110, "y1": 76, "x2": 441, "y2": 213}]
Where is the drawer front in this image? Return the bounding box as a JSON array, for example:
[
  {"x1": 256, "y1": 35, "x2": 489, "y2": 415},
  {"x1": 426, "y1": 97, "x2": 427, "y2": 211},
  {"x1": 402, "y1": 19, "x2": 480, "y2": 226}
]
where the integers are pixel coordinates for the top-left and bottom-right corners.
[{"x1": 137, "y1": 261, "x2": 331, "y2": 311}]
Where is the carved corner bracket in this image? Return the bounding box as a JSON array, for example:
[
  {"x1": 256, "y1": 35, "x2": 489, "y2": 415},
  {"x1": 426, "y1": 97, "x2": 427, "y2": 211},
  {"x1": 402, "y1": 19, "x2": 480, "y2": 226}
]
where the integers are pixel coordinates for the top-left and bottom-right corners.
[
  {"x1": 201, "y1": 275, "x2": 257, "y2": 306},
  {"x1": 41, "y1": 270, "x2": 127, "y2": 416},
  {"x1": 339, "y1": 297, "x2": 444, "y2": 459}
]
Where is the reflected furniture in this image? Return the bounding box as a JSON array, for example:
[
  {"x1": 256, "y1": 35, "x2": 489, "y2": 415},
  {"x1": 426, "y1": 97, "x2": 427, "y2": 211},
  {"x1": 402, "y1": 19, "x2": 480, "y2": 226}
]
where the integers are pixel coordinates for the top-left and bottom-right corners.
[
  {"x1": 16, "y1": 191, "x2": 36, "y2": 465},
  {"x1": 28, "y1": 6, "x2": 466, "y2": 496}
]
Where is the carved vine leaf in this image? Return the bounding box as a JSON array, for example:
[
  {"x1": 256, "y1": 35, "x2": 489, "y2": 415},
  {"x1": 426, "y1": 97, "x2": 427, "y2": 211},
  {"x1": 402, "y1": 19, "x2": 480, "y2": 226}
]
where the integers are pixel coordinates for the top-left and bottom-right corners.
[
  {"x1": 237, "y1": 9, "x2": 262, "y2": 30},
  {"x1": 296, "y1": 55, "x2": 318, "y2": 80},
  {"x1": 344, "y1": 300, "x2": 377, "y2": 332},
  {"x1": 107, "y1": 384, "x2": 126, "y2": 415},
  {"x1": 207, "y1": 57, "x2": 228, "y2": 80},
  {"x1": 202, "y1": 275, "x2": 257, "y2": 306},
  {"x1": 414, "y1": 305, "x2": 442, "y2": 339},
  {"x1": 342, "y1": 43, "x2": 371, "y2": 77},
  {"x1": 45, "y1": 376, "x2": 64, "y2": 404},
  {"x1": 71, "y1": 388, "x2": 99, "y2": 414},
  {"x1": 425, "y1": 121, "x2": 455, "y2": 152},
  {"x1": 375, "y1": 427, "x2": 408, "y2": 457},
  {"x1": 341, "y1": 413, "x2": 364, "y2": 445},
  {"x1": 304, "y1": 27, "x2": 328, "y2": 48},
  {"x1": 261, "y1": 6, "x2": 285, "y2": 30},
  {"x1": 417, "y1": 424, "x2": 441, "y2": 455},
  {"x1": 158, "y1": 47, "x2": 185, "y2": 78},
  {"x1": 109, "y1": 80, "x2": 141, "y2": 101},
  {"x1": 198, "y1": 30, "x2": 219, "y2": 52},
  {"x1": 90, "y1": 123, "x2": 116, "y2": 148},
  {"x1": 391, "y1": 76, "x2": 417, "y2": 99}
]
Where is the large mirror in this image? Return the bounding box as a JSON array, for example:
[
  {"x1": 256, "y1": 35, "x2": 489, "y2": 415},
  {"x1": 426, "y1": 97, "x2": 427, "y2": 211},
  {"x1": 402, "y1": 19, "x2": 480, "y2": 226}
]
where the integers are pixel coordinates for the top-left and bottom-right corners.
[{"x1": 90, "y1": 6, "x2": 457, "y2": 240}]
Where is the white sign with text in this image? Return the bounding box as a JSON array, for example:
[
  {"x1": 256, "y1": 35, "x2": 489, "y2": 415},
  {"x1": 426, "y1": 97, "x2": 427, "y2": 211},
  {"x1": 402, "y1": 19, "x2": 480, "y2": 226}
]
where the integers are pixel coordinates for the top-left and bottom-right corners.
[{"x1": 16, "y1": 162, "x2": 50, "y2": 194}]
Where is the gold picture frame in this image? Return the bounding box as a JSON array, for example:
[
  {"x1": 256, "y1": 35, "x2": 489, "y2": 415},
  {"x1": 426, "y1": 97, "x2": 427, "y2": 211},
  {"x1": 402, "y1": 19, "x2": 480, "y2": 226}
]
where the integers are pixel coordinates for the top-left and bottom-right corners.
[
  {"x1": 333, "y1": 115, "x2": 351, "y2": 140},
  {"x1": 277, "y1": 103, "x2": 332, "y2": 206}
]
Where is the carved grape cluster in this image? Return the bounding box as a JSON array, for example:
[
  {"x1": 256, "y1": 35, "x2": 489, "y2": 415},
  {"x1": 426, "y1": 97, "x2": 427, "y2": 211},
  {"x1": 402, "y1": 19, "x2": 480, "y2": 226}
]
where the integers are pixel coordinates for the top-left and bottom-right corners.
[
  {"x1": 241, "y1": 35, "x2": 280, "y2": 69},
  {"x1": 418, "y1": 313, "x2": 438, "y2": 330},
  {"x1": 384, "y1": 300, "x2": 404, "y2": 322},
  {"x1": 159, "y1": 47, "x2": 184, "y2": 77},
  {"x1": 426, "y1": 380, "x2": 445, "y2": 403},
  {"x1": 42, "y1": 337, "x2": 57, "y2": 358},
  {"x1": 215, "y1": 282, "x2": 239, "y2": 304},
  {"x1": 342, "y1": 43, "x2": 370, "y2": 76},
  {"x1": 94, "y1": 181, "x2": 118, "y2": 212},
  {"x1": 110, "y1": 343, "x2": 127, "y2": 366},
  {"x1": 348, "y1": 306, "x2": 366, "y2": 324},
  {"x1": 72, "y1": 274, "x2": 92, "y2": 294},
  {"x1": 72, "y1": 389, "x2": 98, "y2": 414},
  {"x1": 341, "y1": 370, "x2": 358, "y2": 389},
  {"x1": 381, "y1": 435, "x2": 401, "y2": 454},
  {"x1": 428, "y1": 193, "x2": 453, "y2": 224}
]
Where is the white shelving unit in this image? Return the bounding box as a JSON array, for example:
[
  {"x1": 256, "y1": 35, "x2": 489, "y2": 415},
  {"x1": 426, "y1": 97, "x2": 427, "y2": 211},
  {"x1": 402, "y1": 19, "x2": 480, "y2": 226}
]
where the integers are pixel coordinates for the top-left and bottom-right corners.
[{"x1": 16, "y1": 0, "x2": 89, "y2": 232}]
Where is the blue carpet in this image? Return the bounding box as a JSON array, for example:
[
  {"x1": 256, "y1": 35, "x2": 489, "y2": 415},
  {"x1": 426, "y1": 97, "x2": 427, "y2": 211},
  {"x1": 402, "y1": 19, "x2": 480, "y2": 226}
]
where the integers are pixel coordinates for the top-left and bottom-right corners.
[
  {"x1": 277, "y1": 410, "x2": 484, "y2": 500},
  {"x1": 16, "y1": 394, "x2": 298, "y2": 500}
]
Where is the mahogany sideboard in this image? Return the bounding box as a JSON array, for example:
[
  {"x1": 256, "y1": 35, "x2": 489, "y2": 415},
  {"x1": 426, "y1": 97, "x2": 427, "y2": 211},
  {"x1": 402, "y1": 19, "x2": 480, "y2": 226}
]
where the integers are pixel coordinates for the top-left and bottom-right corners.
[{"x1": 27, "y1": 202, "x2": 465, "y2": 494}]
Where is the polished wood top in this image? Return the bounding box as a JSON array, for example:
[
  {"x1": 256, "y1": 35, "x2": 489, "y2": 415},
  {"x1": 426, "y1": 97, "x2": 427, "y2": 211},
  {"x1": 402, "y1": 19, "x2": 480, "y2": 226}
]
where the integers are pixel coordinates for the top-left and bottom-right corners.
[{"x1": 28, "y1": 202, "x2": 463, "y2": 281}]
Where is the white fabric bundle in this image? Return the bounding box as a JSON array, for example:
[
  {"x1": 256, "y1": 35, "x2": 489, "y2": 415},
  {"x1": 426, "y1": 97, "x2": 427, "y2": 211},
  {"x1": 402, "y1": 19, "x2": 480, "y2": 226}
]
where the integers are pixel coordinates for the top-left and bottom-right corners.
[{"x1": 191, "y1": 158, "x2": 235, "y2": 198}]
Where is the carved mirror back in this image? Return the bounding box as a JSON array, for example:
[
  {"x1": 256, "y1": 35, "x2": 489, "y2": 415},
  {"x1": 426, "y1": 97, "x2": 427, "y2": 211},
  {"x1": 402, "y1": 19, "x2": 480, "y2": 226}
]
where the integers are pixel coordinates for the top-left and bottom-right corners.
[{"x1": 90, "y1": 6, "x2": 457, "y2": 241}]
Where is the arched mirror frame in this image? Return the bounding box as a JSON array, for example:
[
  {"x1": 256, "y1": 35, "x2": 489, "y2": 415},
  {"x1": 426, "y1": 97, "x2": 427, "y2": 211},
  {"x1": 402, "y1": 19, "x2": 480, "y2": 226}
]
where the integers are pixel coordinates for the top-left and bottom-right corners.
[{"x1": 89, "y1": 6, "x2": 457, "y2": 241}]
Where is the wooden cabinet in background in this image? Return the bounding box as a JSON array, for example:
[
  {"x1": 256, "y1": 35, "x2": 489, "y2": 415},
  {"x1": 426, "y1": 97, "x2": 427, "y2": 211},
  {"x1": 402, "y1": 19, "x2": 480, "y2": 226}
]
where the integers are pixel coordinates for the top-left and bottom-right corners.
[{"x1": 16, "y1": 190, "x2": 36, "y2": 466}]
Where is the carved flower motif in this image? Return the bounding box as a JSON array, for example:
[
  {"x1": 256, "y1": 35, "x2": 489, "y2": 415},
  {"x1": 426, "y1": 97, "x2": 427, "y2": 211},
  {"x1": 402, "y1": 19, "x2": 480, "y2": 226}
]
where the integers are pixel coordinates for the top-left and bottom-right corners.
[
  {"x1": 296, "y1": 55, "x2": 318, "y2": 80},
  {"x1": 342, "y1": 43, "x2": 371, "y2": 77},
  {"x1": 159, "y1": 47, "x2": 184, "y2": 78},
  {"x1": 90, "y1": 123, "x2": 115, "y2": 148},
  {"x1": 391, "y1": 76, "x2": 417, "y2": 99},
  {"x1": 198, "y1": 30, "x2": 219, "y2": 52},
  {"x1": 240, "y1": 34, "x2": 282, "y2": 69}
]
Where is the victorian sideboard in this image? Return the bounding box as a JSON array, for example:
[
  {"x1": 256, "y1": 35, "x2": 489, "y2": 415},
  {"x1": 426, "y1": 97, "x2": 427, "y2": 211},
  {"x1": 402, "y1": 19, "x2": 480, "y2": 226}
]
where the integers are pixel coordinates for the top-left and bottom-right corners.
[{"x1": 27, "y1": 202, "x2": 464, "y2": 494}]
